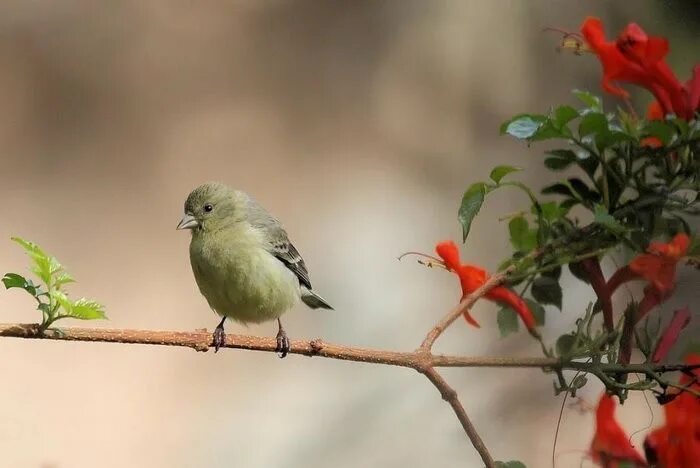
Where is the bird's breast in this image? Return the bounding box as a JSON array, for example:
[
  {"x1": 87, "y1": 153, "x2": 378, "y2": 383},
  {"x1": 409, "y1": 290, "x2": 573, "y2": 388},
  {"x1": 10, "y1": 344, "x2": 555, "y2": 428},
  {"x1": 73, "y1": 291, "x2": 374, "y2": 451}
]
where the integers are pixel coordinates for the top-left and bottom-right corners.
[{"x1": 189, "y1": 228, "x2": 299, "y2": 323}]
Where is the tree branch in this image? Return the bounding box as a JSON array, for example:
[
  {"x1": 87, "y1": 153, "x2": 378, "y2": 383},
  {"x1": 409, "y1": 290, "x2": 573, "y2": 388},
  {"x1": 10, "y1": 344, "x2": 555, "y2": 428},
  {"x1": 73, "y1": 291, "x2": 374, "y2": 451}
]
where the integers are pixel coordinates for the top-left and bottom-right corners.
[{"x1": 4, "y1": 321, "x2": 699, "y2": 467}]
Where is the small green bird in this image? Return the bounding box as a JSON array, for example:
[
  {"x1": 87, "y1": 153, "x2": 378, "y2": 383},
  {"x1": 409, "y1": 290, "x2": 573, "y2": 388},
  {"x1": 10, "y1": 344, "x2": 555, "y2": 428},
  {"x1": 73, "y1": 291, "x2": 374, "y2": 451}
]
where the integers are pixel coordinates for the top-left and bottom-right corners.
[{"x1": 177, "y1": 182, "x2": 333, "y2": 357}]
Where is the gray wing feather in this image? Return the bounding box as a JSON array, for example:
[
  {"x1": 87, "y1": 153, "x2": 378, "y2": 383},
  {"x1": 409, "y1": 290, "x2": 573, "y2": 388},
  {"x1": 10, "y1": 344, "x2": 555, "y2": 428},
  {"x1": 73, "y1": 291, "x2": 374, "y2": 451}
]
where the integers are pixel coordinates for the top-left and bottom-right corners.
[{"x1": 245, "y1": 196, "x2": 313, "y2": 289}]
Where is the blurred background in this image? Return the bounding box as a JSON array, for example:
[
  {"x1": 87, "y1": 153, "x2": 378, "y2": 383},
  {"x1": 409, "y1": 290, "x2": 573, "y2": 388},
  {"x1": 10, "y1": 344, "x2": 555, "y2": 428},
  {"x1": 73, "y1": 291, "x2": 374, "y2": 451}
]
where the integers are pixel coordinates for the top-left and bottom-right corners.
[{"x1": 0, "y1": 1, "x2": 698, "y2": 467}]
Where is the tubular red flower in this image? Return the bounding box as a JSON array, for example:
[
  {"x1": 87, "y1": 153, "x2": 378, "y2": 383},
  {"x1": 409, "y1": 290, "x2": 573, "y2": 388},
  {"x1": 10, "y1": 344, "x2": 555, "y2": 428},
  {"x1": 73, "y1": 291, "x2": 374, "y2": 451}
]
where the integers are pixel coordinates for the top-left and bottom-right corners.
[
  {"x1": 644, "y1": 354, "x2": 700, "y2": 465},
  {"x1": 608, "y1": 233, "x2": 689, "y2": 300},
  {"x1": 435, "y1": 241, "x2": 538, "y2": 335},
  {"x1": 591, "y1": 394, "x2": 647, "y2": 467},
  {"x1": 581, "y1": 17, "x2": 700, "y2": 120}
]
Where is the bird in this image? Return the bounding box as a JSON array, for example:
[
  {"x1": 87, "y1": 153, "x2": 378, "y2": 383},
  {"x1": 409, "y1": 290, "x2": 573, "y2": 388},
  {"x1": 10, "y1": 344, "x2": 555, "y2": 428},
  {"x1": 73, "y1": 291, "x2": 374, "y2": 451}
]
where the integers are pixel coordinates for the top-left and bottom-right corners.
[{"x1": 177, "y1": 182, "x2": 333, "y2": 357}]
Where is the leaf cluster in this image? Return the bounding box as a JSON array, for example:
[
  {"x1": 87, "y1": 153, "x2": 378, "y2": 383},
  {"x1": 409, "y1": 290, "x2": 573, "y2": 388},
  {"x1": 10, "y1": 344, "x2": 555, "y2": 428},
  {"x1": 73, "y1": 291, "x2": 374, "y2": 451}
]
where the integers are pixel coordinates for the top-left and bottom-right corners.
[{"x1": 2, "y1": 237, "x2": 106, "y2": 331}]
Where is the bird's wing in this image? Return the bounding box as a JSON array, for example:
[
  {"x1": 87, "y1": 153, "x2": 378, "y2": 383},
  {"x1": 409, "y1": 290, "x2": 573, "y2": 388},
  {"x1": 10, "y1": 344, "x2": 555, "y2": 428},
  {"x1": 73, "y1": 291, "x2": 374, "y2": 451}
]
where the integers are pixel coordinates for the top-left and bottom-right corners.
[
  {"x1": 245, "y1": 196, "x2": 312, "y2": 289},
  {"x1": 269, "y1": 234, "x2": 312, "y2": 290}
]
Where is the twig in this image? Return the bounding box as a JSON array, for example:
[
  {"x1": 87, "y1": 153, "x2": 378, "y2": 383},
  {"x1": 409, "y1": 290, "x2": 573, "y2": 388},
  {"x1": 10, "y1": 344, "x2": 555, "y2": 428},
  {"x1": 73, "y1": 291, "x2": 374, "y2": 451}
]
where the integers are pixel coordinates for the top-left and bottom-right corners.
[
  {"x1": 422, "y1": 367, "x2": 495, "y2": 466},
  {"x1": 421, "y1": 266, "x2": 515, "y2": 351}
]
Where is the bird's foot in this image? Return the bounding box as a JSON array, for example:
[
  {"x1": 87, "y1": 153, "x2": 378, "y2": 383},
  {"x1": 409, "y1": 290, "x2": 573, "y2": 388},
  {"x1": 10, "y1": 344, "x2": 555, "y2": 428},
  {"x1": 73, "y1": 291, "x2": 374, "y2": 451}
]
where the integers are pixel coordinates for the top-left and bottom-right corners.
[
  {"x1": 275, "y1": 327, "x2": 290, "y2": 358},
  {"x1": 213, "y1": 321, "x2": 226, "y2": 353}
]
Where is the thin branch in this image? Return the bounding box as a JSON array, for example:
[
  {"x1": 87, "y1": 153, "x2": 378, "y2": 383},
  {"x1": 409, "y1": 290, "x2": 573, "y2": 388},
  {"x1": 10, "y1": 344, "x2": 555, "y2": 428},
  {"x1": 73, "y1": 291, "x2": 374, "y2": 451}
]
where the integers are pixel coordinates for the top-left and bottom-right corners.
[
  {"x1": 420, "y1": 266, "x2": 515, "y2": 351},
  {"x1": 422, "y1": 367, "x2": 495, "y2": 466}
]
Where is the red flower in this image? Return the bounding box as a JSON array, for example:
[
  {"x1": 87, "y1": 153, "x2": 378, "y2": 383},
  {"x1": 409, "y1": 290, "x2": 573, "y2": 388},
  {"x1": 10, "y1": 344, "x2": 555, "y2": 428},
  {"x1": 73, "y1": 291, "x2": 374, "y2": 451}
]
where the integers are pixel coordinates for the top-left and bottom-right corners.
[
  {"x1": 591, "y1": 393, "x2": 647, "y2": 467},
  {"x1": 581, "y1": 17, "x2": 699, "y2": 120},
  {"x1": 435, "y1": 241, "x2": 538, "y2": 335},
  {"x1": 644, "y1": 354, "x2": 700, "y2": 466},
  {"x1": 608, "y1": 233, "x2": 690, "y2": 314},
  {"x1": 607, "y1": 234, "x2": 689, "y2": 364}
]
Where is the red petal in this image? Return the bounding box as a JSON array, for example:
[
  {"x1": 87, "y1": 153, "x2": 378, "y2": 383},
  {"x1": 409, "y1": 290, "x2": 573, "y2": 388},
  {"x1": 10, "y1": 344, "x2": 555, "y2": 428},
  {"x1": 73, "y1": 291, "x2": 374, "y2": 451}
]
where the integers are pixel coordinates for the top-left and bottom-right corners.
[
  {"x1": 487, "y1": 286, "x2": 537, "y2": 331},
  {"x1": 462, "y1": 309, "x2": 481, "y2": 328},
  {"x1": 688, "y1": 64, "x2": 700, "y2": 111},
  {"x1": 591, "y1": 394, "x2": 646, "y2": 465},
  {"x1": 435, "y1": 241, "x2": 462, "y2": 272}
]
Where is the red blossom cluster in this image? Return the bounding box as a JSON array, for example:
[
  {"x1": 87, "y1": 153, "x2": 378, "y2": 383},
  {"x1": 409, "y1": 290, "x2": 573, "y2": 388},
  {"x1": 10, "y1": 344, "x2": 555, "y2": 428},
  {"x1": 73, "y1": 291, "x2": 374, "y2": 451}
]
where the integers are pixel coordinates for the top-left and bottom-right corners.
[
  {"x1": 591, "y1": 355, "x2": 700, "y2": 467},
  {"x1": 581, "y1": 16, "x2": 700, "y2": 120}
]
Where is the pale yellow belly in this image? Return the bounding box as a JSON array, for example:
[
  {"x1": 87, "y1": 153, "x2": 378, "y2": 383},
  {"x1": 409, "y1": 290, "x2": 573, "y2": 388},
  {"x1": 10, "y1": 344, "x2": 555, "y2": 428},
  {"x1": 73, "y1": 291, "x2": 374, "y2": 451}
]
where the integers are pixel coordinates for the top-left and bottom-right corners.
[{"x1": 189, "y1": 233, "x2": 300, "y2": 324}]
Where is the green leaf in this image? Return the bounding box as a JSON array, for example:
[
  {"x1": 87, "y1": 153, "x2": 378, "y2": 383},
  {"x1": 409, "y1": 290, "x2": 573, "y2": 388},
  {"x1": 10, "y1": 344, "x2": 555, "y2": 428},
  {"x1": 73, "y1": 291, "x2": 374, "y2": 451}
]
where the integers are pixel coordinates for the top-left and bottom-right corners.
[
  {"x1": 495, "y1": 461, "x2": 527, "y2": 468},
  {"x1": 531, "y1": 276, "x2": 562, "y2": 310},
  {"x1": 2, "y1": 272, "x2": 45, "y2": 299},
  {"x1": 642, "y1": 119, "x2": 676, "y2": 146},
  {"x1": 54, "y1": 272, "x2": 76, "y2": 288},
  {"x1": 542, "y1": 265, "x2": 562, "y2": 280},
  {"x1": 70, "y1": 298, "x2": 107, "y2": 320},
  {"x1": 553, "y1": 105, "x2": 579, "y2": 127},
  {"x1": 497, "y1": 307, "x2": 519, "y2": 337},
  {"x1": 53, "y1": 290, "x2": 73, "y2": 314},
  {"x1": 542, "y1": 178, "x2": 600, "y2": 206},
  {"x1": 544, "y1": 155, "x2": 574, "y2": 171},
  {"x1": 578, "y1": 112, "x2": 609, "y2": 138},
  {"x1": 568, "y1": 261, "x2": 591, "y2": 284},
  {"x1": 459, "y1": 182, "x2": 487, "y2": 242},
  {"x1": 573, "y1": 89, "x2": 603, "y2": 112},
  {"x1": 490, "y1": 165, "x2": 521, "y2": 184},
  {"x1": 508, "y1": 216, "x2": 537, "y2": 252},
  {"x1": 556, "y1": 333, "x2": 576, "y2": 356},
  {"x1": 524, "y1": 298, "x2": 545, "y2": 326},
  {"x1": 594, "y1": 204, "x2": 626, "y2": 235},
  {"x1": 538, "y1": 201, "x2": 567, "y2": 222},
  {"x1": 12, "y1": 237, "x2": 54, "y2": 285},
  {"x1": 503, "y1": 115, "x2": 545, "y2": 139}
]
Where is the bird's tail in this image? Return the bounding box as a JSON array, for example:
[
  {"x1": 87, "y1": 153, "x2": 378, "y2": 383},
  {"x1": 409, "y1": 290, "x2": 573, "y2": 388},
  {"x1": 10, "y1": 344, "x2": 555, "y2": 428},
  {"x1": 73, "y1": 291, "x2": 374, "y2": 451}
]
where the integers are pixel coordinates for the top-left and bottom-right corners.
[{"x1": 301, "y1": 287, "x2": 334, "y2": 310}]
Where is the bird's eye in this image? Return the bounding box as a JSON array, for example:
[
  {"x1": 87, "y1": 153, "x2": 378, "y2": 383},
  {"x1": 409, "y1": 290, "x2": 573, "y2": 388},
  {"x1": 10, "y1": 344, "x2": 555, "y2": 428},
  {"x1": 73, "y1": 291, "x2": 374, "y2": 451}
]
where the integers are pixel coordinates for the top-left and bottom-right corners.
[{"x1": 203, "y1": 204, "x2": 213, "y2": 213}]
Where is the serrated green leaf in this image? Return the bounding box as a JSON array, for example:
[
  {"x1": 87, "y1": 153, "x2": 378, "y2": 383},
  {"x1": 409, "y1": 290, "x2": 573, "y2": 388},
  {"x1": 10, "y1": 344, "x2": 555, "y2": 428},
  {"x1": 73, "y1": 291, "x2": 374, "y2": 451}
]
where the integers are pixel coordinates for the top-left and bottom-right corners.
[
  {"x1": 70, "y1": 298, "x2": 106, "y2": 320},
  {"x1": 532, "y1": 276, "x2": 562, "y2": 310},
  {"x1": 54, "y1": 271, "x2": 76, "y2": 288},
  {"x1": 459, "y1": 182, "x2": 487, "y2": 242},
  {"x1": 556, "y1": 333, "x2": 576, "y2": 356},
  {"x1": 490, "y1": 165, "x2": 521, "y2": 184},
  {"x1": 573, "y1": 89, "x2": 603, "y2": 112},
  {"x1": 11, "y1": 237, "x2": 63, "y2": 287},
  {"x1": 497, "y1": 307, "x2": 519, "y2": 337},
  {"x1": 53, "y1": 290, "x2": 72, "y2": 314},
  {"x1": 508, "y1": 216, "x2": 537, "y2": 252}
]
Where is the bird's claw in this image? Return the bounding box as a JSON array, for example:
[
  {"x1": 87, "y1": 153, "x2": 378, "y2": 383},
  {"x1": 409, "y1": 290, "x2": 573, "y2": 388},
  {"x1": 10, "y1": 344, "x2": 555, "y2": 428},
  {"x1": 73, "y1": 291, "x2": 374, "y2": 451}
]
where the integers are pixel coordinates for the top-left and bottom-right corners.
[
  {"x1": 275, "y1": 328, "x2": 290, "y2": 358},
  {"x1": 213, "y1": 325, "x2": 226, "y2": 353}
]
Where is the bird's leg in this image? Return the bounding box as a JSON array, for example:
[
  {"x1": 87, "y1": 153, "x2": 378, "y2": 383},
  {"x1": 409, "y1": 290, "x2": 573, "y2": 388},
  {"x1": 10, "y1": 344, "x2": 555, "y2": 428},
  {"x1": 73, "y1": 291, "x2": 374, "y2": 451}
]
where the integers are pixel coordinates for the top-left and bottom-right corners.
[
  {"x1": 275, "y1": 318, "x2": 290, "y2": 358},
  {"x1": 212, "y1": 316, "x2": 227, "y2": 352}
]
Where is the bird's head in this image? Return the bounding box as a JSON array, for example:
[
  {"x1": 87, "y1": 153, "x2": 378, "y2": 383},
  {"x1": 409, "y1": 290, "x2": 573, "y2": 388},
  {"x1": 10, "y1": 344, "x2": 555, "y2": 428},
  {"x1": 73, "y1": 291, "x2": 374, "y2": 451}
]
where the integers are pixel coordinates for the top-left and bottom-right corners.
[{"x1": 177, "y1": 182, "x2": 243, "y2": 234}]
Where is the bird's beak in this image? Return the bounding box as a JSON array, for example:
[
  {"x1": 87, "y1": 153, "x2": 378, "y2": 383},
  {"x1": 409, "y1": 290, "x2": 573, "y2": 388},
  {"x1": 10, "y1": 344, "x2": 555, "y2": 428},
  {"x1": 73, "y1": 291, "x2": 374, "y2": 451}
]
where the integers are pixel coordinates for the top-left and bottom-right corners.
[{"x1": 176, "y1": 214, "x2": 199, "y2": 230}]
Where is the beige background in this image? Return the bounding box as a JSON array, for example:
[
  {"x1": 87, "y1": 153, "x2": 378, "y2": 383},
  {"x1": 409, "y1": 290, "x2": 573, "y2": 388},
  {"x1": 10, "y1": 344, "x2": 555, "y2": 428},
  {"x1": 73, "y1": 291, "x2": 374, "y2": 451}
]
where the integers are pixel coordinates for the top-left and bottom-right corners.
[{"x1": 0, "y1": 2, "x2": 697, "y2": 467}]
